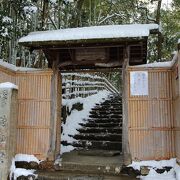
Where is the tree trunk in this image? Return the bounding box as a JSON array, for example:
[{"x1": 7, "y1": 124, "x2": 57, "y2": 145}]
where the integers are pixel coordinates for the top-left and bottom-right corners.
[
  {"x1": 156, "y1": 0, "x2": 162, "y2": 61},
  {"x1": 41, "y1": 0, "x2": 49, "y2": 30},
  {"x1": 71, "y1": 0, "x2": 85, "y2": 27}
]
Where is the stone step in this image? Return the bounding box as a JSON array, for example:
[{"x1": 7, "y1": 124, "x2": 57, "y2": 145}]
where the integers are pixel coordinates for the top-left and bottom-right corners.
[
  {"x1": 102, "y1": 99, "x2": 121, "y2": 102},
  {"x1": 77, "y1": 127, "x2": 122, "y2": 134},
  {"x1": 89, "y1": 111, "x2": 122, "y2": 115},
  {"x1": 89, "y1": 114, "x2": 122, "y2": 119},
  {"x1": 71, "y1": 133, "x2": 122, "y2": 141},
  {"x1": 38, "y1": 172, "x2": 103, "y2": 180},
  {"x1": 72, "y1": 140, "x2": 122, "y2": 151},
  {"x1": 79, "y1": 122, "x2": 122, "y2": 128},
  {"x1": 101, "y1": 101, "x2": 122, "y2": 106},
  {"x1": 78, "y1": 150, "x2": 121, "y2": 157},
  {"x1": 91, "y1": 107, "x2": 121, "y2": 111},
  {"x1": 95, "y1": 103, "x2": 122, "y2": 106},
  {"x1": 93, "y1": 105, "x2": 122, "y2": 110},
  {"x1": 53, "y1": 151, "x2": 123, "y2": 176},
  {"x1": 83, "y1": 118, "x2": 122, "y2": 124}
]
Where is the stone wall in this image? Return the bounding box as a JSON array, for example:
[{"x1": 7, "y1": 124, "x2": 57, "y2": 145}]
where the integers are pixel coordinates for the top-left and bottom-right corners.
[{"x1": 0, "y1": 85, "x2": 18, "y2": 179}]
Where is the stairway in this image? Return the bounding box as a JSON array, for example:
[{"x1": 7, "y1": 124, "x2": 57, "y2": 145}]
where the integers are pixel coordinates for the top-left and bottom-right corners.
[
  {"x1": 62, "y1": 93, "x2": 123, "y2": 154},
  {"x1": 37, "y1": 94, "x2": 125, "y2": 179}
]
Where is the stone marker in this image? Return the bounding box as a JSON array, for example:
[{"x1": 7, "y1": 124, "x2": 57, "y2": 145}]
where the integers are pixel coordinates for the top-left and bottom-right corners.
[{"x1": 0, "y1": 83, "x2": 18, "y2": 179}]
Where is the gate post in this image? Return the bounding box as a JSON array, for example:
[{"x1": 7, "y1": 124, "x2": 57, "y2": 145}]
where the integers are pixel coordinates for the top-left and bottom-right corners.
[
  {"x1": 0, "y1": 83, "x2": 18, "y2": 179},
  {"x1": 48, "y1": 58, "x2": 62, "y2": 161},
  {"x1": 122, "y1": 46, "x2": 132, "y2": 165}
]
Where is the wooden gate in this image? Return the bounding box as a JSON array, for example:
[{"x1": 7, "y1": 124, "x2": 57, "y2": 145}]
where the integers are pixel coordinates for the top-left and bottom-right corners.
[{"x1": 127, "y1": 65, "x2": 175, "y2": 160}]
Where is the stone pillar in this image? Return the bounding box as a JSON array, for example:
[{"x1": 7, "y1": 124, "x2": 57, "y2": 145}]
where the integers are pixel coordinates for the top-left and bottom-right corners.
[{"x1": 0, "y1": 83, "x2": 18, "y2": 179}]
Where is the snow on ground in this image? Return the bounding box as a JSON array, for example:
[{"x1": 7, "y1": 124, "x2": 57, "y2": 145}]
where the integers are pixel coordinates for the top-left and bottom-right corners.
[
  {"x1": 140, "y1": 168, "x2": 176, "y2": 180},
  {"x1": 19, "y1": 24, "x2": 159, "y2": 43},
  {"x1": 13, "y1": 168, "x2": 37, "y2": 180},
  {"x1": 128, "y1": 158, "x2": 176, "y2": 171},
  {"x1": 14, "y1": 154, "x2": 40, "y2": 164},
  {"x1": 62, "y1": 96, "x2": 86, "y2": 111},
  {"x1": 61, "y1": 90, "x2": 111, "y2": 154},
  {"x1": 0, "y1": 82, "x2": 18, "y2": 89},
  {"x1": 129, "y1": 158, "x2": 180, "y2": 180},
  {"x1": 175, "y1": 165, "x2": 180, "y2": 180},
  {"x1": 10, "y1": 157, "x2": 38, "y2": 180},
  {"x1": 60, "y1": 144, "x2": 75, "y2": 154}
]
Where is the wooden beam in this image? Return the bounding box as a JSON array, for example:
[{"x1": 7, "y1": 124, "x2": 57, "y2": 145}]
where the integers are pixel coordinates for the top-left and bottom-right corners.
[
  {"x1": 122, "y1": 45, "x2": 132, "y2": 165},
  {"x1": 60, "y1": 68, "x2": 122, "y2": 73},
  {"x1": 19, "y1": 37, "x2": 147, "y2": 49},
  {"x1": 48, "y1": 52, "x2": 62, "y2": 160}
]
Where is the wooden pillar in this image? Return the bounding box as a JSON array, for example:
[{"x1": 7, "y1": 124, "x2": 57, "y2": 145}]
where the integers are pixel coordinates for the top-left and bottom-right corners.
[
  {"x1": 48, "y1": 55, "x2": 62, "y2": 160},
  {"x1": 122, "y1": 46, "x2": 132, "y2": 165}
]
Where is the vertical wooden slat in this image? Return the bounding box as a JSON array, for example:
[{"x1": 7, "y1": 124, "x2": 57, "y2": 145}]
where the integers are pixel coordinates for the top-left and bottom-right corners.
[
  {"x1": 128, "y1": 67, "x2": 175, "y2": 160},
  {"x1": 0, "y1": 65, "x2": 53, "y2": 160}
]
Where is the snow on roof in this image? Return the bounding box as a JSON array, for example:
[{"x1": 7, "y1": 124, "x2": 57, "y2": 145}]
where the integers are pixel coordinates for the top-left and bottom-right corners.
[
  {"x1": 0, "y1": 59, "x2": 46, "y2": 72},
  {"x1": 0, "y1": 82, "x2": 18, "y2": 89},
  {"x1": 19, "y1": 24, "x2": 159, "y2": 44},
  {"x1": 133, "y1": 51, "x2": 178, "y2": 68}
]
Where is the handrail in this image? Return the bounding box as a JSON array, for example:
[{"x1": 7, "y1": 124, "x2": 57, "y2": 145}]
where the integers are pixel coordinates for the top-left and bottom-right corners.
[{"x1": 62, "y1": 73, "x2": 119, "y2": 99}]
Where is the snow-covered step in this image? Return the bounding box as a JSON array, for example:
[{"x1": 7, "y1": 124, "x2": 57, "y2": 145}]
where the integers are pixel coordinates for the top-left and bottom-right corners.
[
  {"x1": 79, "y1": 122, "x2": 122, "y2": 128},
  {"x1": 71, "y1": 133, "x2": 122, "y2": 141},
  {"x1": 84, "y1": 118, "x2": 122, "y2": 124},
  {"x1": 89, "y1": 114, "x2": 122, "y2": 119},
  {"x1": 72, "y1": 140, "x2": 122, "y2": 151},
  {"x1": 89, "y1": 110, "x2": 122, "y2": 115},
  {"x1": 61, "y1": 93, "x2": 123, "y2": 153},
  {"x1": 95, "y1": 103, "x2": 122, "y2": 106},
  {"x1": 77, "y1": 127, "x2": 122, "y2": 134},
  {"x1": 91, "y1": 107, "x2": 121, "y2": 111}
]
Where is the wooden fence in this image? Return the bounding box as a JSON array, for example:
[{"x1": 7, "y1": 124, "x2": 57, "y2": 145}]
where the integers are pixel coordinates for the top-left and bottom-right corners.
[
  {"x1": 1, "y1": 52, "x2": 180, "y2": 161},
  {"x1": 0, "y1": 62, "x2": 52, "y2": 159},
  {"x1": 127, "y1": 65, "x2": 175, "y2": 160},
  {"x1": 62, "y1": 73, "x2": 119, "y2": 99},
  {"x1": 172, "y1": 53, "x2": 180, "y2": 160}
]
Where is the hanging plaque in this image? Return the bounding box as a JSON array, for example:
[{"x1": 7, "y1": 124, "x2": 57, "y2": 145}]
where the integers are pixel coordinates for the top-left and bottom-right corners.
[{"x1": 130, "y1": 71, "x2": 148, "y2": 96}]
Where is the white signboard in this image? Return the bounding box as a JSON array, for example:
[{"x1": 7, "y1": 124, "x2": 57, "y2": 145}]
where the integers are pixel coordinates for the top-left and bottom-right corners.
[{"x1": 130, "y1": 71, "x2": 148, "y2": 96}]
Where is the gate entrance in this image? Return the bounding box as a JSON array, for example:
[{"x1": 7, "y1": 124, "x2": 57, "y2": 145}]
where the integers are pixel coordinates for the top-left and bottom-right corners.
[
  {"x1": 61, "y1": 71, "x2": 122, "y2": 146},
  {"x1": 19, "y1": 24, "x2": 159, "y2": 167}
]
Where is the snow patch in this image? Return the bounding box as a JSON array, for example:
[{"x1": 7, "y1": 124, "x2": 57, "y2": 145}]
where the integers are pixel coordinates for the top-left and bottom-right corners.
[
  {"x1": 15, "y1": 154, "x2": 40, "y2": 164},
  {"x1": 2, "y1": 16, "x2": 12, "y2": 23},
  {"x1": 129, "y1": 159, "x2": 180, "y2": 180},
  {"x1": 140, "y1": 168, "x2": 176, "y2": 180},
  {"x1": 0, "y1": 59, "x2": 44, "y2": 72},
  {"x1": 24, "y1": 6, "x2": 38, "y2": 14},
  {"x1": 10, "y1": 155, "x2": 39, "y2": 180},
  {"x1": 19, "y1": 24, "x2": 159, "y2": 43},
  {"x1": 175, "y1": 164, "x2": 180, "y2": 180},
  {"x1": 0, "y1": 82, "x2": 18, "y2": 89},
  {"x1": 135, "y1": 52, "x2": 178, "y2": 68},
  {"x1": 61, "y1": 90, "x2": 111, "y2": 153},
  {"x1": 50, "y1": 0, "x2": 57, "y2": 3},
  {"x1": 13, "y1": 168, "x2": 37, "y2": 180},
  {"x1": 60, "y1": 145, "x2": 74, "y2": 155},
  {"x1": 128, "y1": 158, "x2": 176, "y2": 171}
]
